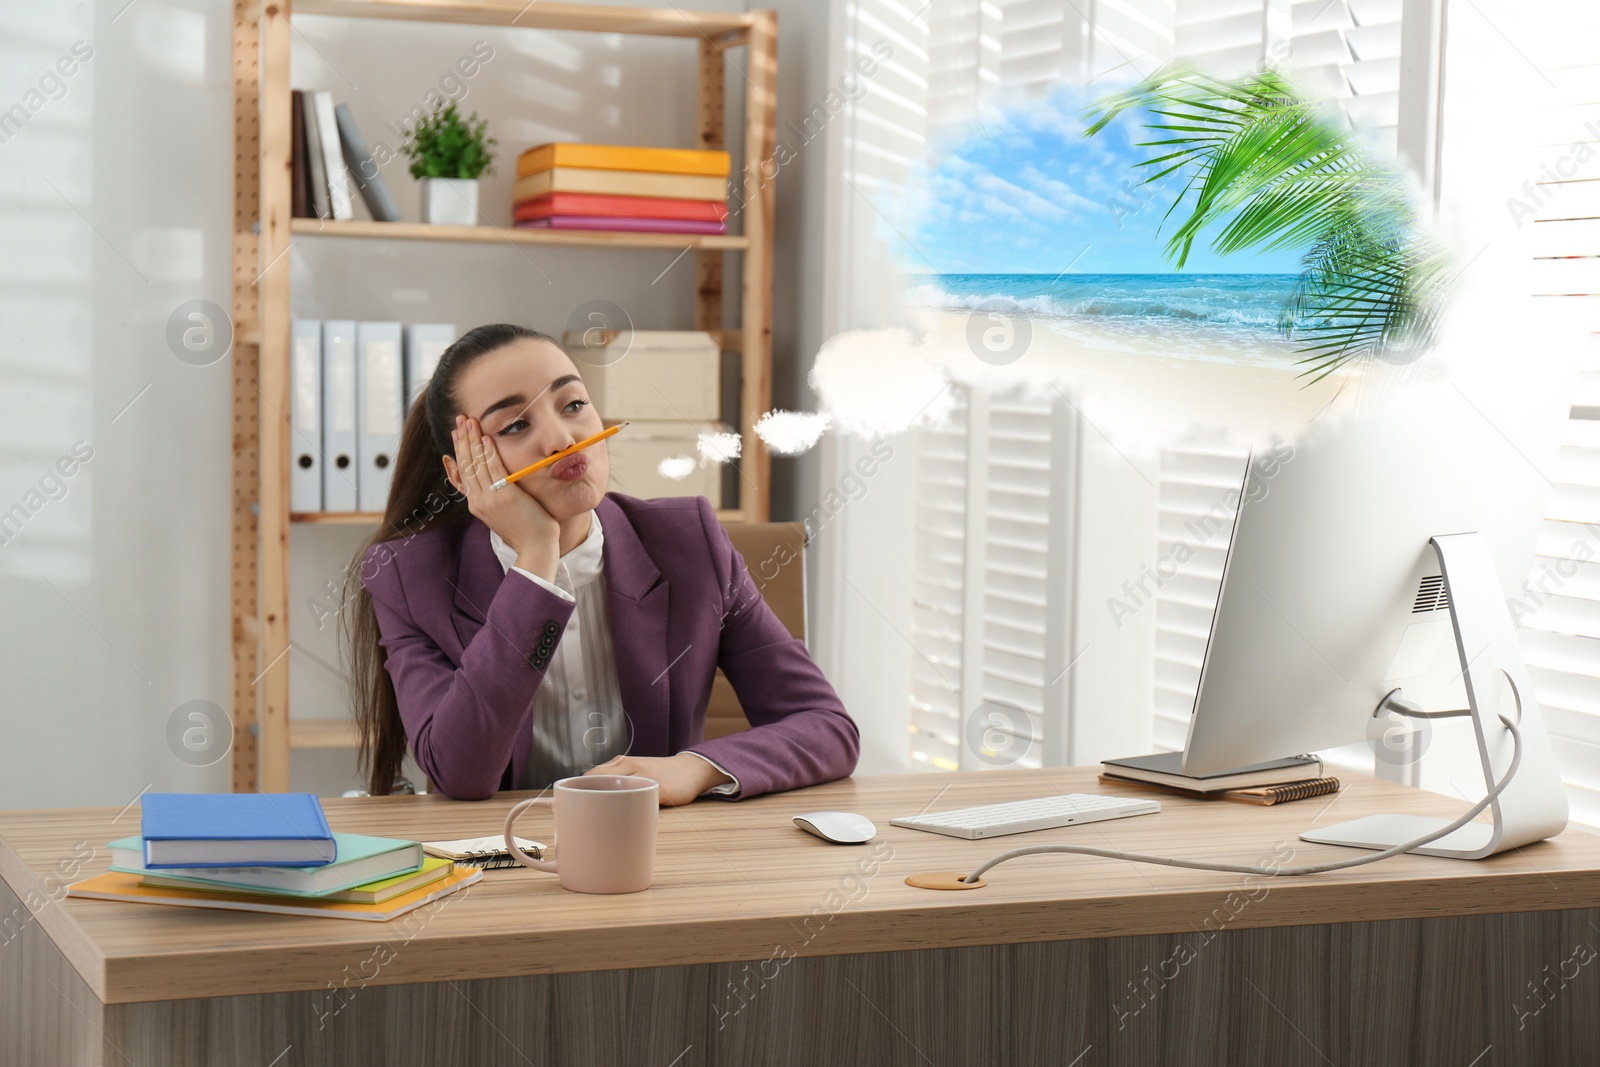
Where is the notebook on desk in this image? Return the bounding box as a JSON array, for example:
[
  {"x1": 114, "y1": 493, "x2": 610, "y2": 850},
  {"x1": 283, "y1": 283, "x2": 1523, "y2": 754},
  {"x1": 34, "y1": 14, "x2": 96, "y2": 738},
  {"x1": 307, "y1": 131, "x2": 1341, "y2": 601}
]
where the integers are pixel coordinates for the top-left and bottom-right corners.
[
  {"x1": 1100, "y1": 752, "x2": 1323, "y2": 793},
  {"x1": 423, "y1": 835, "x2": 546, "y2": 870}
]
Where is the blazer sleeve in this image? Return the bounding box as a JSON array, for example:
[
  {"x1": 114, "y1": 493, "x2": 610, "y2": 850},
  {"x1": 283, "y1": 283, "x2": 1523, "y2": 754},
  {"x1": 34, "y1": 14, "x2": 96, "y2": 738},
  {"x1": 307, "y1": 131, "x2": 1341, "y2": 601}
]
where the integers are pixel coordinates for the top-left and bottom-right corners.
[
  {"x1": 361, "y1": 540, "x2": 576, "y2": 800},
  {"x1": 682, "y1": 498, "x2": 861, "y2": 798}
]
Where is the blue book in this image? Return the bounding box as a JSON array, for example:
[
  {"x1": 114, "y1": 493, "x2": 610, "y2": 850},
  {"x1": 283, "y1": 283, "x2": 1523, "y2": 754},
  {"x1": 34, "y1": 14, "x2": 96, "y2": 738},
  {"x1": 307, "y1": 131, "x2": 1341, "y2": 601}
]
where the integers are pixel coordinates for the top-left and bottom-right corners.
[{"x1": 140, "y1": 793, "x2": 336, "y2": 869}]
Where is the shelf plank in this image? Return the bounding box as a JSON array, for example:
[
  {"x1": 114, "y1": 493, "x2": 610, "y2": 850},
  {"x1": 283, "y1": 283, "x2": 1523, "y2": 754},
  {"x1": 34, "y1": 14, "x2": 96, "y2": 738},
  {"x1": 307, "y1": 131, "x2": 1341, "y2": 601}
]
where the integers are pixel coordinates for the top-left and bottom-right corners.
[
  {"x1": 290, "y1": 511, "x2": 383, "y2": 525},
  {"x1": 293, "y1": 508, "x2": 746, "y2": 524},
  {"x1": 290, "y1": 218, "x2": 749, "y2": 252},
  {"x1": 294, "y1": 0, "x2": 754, "y2": 36},
  {"x1": 289, "y1": 719, "x2": 361, "y2": 749}
]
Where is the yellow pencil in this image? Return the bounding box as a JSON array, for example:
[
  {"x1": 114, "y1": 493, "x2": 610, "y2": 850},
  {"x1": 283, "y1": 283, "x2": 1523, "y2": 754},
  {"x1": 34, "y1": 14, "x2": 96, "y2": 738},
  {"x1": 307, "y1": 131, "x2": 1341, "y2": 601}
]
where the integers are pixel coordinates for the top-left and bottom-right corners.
[{"x1": 490, "y1": 422, "x2": 628, "y2": 491}]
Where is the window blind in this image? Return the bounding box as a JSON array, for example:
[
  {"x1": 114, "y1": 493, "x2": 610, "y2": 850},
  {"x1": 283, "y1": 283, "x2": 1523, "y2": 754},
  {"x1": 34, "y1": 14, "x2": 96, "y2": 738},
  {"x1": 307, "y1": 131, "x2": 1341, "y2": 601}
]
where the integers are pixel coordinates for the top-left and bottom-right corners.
[
  {"x1": 908, "y1": 385, "x2": 1074, "y2": 770},
  {"x1": 1519, "y1": 57, "x2": 1600, "y2": 829}
]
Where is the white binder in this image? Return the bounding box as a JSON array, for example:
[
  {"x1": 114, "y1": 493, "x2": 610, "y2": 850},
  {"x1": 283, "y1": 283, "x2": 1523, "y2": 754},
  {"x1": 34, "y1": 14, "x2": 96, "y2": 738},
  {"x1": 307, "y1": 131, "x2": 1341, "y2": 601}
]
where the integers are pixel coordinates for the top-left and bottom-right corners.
[
  {"x1": 357, "y1": 321, "x2": 404, "y2": 513},
  {"x1": 403, "y1": 323, "x2": 455, "y2": 407},
  {"x1": 290, "y1": 319, "x2": 323, "y2": 512},
  {"x1": 321, "y1": 320, "x2": 359, "y2": 511}
]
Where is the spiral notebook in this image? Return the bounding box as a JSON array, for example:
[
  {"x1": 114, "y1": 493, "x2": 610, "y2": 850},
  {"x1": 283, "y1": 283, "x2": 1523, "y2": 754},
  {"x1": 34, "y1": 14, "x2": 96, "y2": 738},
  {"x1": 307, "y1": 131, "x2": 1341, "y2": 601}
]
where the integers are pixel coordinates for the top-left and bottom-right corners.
[
  {"x1": 422, "y1": 835, "x2": 546, "y2": 870},
  {"x1": 1098, "y1": 773, "x2": 1341, "y2": 806}
]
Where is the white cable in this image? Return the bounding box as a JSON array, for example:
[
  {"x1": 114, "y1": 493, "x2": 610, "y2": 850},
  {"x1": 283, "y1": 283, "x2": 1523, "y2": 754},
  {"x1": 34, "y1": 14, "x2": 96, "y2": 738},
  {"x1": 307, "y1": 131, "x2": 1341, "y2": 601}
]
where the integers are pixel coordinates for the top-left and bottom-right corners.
[{"x1": 959, "y1": 713, "x2": 1522, "y2": 884}]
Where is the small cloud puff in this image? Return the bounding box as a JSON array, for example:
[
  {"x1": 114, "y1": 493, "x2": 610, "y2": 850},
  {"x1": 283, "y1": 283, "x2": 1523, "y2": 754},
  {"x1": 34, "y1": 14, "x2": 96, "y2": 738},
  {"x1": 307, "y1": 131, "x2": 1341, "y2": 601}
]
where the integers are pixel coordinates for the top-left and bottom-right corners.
[
  {"x1": 755, "y1": 410, "x2": 832, "y2": 455},
  {"x1": 698, "y1": 431, "x2": 742, "y2": 465},
  {"x1": 657, "y1": 455, "x2": 698, "y2": 481}
]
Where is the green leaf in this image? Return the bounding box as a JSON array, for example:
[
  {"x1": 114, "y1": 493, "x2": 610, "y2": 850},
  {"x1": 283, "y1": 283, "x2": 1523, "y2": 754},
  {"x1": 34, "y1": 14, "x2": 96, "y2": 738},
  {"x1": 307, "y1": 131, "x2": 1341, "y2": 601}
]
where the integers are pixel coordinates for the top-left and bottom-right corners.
[
  {"x1": 1082, "y1": 63, "x2": 1449, "y2": 381},
  {"x1": 400, "y1": 99, "x2": 497, "y2": 180}
]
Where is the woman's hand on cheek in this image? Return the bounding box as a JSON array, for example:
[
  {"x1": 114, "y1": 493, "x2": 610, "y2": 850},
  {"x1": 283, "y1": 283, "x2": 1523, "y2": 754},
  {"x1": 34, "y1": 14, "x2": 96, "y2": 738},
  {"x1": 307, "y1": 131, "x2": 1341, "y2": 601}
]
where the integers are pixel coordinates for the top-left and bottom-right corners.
[
  {"x1": 450, "y1": 415, "x2": 561, "y2": 575},
  {"x1": 583, "y1": 753, "x2": 730, "y2": 806}
]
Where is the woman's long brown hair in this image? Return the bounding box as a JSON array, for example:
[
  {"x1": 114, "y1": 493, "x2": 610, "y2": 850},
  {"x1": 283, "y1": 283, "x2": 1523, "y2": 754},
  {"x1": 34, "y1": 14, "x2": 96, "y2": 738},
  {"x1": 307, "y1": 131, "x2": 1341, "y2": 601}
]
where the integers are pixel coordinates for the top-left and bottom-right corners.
[{"x1": 340, "y1": 323, "x2": 560, "y2": 794}]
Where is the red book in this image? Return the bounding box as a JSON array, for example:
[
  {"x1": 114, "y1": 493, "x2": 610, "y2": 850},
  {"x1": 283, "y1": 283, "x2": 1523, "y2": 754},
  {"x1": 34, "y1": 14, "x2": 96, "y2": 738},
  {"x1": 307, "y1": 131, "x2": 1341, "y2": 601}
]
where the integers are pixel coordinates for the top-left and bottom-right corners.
[
  {"x1": 514, "y1": 216, "x2": 727, "y2": 235},
  {"x1": 513, "y1": 192, "x2": 727, "y2": 223}
]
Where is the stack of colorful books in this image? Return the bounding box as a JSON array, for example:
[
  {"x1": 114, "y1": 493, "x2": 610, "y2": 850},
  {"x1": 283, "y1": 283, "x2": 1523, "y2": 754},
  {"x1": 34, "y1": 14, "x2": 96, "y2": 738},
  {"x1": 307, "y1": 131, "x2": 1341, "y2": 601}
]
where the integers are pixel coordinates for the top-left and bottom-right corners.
[
  {"x1": 65, "y1": 792, "x2": 479, "y2": 922},
  {"x1": 511, "y1": 142, "x2": 730, "y2": 235}
]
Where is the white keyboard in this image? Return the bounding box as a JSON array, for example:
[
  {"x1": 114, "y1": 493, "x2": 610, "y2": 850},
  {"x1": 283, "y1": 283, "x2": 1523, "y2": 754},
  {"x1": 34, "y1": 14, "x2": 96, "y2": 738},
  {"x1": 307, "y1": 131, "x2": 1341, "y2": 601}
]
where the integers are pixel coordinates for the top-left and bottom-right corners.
[{"x1": 889, "y1": 793, "x2": 1160, "y2": 840}]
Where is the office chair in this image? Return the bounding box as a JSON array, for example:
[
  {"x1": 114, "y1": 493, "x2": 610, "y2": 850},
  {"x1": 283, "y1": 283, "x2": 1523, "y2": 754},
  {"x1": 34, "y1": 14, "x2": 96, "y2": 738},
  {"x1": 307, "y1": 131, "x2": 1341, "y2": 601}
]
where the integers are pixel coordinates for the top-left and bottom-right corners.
[{"x1": 703, "y1": 520, "x2": 811, "y2": 739}]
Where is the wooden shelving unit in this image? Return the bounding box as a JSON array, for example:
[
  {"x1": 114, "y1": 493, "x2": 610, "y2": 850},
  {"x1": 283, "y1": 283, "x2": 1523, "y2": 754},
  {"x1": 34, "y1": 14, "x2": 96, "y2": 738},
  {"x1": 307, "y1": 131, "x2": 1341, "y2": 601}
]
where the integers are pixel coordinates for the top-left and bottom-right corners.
[{"x1": 230, "y1": 0, "x2": 777, "y2": 792}]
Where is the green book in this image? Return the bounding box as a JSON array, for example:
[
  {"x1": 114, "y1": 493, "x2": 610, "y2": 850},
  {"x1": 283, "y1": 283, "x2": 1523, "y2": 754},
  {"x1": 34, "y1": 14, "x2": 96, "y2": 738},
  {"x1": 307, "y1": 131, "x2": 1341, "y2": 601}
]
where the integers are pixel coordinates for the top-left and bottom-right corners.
[{"x1": 107, "y1": 831, "x2": 423, "y2": 897}]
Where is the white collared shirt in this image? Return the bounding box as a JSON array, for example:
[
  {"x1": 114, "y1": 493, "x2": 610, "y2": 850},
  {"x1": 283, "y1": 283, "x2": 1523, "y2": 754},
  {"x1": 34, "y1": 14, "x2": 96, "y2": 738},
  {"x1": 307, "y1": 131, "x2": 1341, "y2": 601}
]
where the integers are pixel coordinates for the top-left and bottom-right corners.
[{"x1": 488, "y1": 510, "x2": 739, "y2": 795}]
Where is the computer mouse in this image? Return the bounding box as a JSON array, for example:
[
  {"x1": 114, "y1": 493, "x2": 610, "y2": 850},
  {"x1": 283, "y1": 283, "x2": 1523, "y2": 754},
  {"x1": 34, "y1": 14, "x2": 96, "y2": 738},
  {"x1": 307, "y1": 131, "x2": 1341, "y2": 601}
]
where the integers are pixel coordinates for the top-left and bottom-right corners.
[{"x1": 792, "y1": 810, "x2": 877, "y2": 844}]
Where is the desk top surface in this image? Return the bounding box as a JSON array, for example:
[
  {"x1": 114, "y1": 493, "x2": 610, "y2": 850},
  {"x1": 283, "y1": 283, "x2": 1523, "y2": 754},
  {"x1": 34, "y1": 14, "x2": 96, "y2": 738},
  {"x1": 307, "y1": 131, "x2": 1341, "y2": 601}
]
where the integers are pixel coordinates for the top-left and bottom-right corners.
[{"x1": 5, "y1": 768, "x2": 1599, "y2": 1004}]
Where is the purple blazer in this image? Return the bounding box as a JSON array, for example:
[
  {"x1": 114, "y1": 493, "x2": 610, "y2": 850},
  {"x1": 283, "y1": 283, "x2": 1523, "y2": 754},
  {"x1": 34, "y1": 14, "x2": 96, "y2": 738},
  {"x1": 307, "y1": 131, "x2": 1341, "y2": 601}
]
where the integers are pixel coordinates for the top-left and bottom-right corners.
[{"x1": 360, "y1": 492, "x2": 860, "y2": 800}]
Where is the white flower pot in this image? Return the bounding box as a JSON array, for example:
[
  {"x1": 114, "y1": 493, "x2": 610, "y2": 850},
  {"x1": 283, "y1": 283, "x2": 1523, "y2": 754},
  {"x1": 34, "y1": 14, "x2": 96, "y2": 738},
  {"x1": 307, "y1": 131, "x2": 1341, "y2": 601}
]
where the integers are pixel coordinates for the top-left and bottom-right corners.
[{"x1": 420, "y1": 177, "x2": 480, "y2": 226}]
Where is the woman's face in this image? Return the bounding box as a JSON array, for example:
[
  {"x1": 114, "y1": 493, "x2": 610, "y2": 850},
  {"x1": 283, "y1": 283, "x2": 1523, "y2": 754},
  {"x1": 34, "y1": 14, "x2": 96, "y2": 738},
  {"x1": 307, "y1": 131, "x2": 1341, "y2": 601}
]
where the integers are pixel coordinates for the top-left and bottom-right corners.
[{"x1": 447, "y1": 337, "x2": 608, "y2": 520}]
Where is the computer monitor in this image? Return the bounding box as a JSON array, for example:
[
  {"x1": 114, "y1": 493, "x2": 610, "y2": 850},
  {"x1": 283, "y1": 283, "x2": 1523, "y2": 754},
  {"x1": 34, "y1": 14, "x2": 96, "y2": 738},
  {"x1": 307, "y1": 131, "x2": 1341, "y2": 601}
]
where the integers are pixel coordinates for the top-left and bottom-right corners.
[{"x1": 1178, "y1": 371, "x2": 1572, "y2": 859}]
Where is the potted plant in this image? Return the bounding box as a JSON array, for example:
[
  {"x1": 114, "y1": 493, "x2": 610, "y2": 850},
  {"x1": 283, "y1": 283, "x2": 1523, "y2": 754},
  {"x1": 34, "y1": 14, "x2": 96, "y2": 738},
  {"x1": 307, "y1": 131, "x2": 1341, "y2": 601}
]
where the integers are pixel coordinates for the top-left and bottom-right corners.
[{"x1": 401, "y1": 100, "x2": 497, "y2": 226}]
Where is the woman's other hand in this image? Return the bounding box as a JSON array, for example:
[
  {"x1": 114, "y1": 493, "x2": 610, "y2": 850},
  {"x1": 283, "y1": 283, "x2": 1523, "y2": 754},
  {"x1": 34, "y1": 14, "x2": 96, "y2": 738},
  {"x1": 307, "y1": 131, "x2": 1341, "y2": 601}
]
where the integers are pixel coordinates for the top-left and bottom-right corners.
[
  {"x1": 584, "y1": 753, "x2": 733, "y2": 806},
  {"x1": 448, "y1": 415, "x2": 561, "y2": 580}
]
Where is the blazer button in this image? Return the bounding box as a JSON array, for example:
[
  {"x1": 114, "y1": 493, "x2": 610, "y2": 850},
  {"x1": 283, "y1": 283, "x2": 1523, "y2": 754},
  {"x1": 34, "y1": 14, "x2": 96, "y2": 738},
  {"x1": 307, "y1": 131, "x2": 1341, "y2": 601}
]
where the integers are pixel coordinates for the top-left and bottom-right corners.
[
  {"x1": 543, "y1": 622, "x2": 560, "y2": 636},
  {"x1": 539, "y1": 635, "x2": 556, "y2": 649}
]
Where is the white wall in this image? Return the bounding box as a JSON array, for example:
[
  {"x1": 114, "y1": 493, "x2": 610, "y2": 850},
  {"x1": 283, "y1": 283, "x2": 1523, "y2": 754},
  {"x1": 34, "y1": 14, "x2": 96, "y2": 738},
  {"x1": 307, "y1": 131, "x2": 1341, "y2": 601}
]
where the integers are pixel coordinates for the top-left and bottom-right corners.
[
  {"x1": 0, "y1": 0, "x2": 842, "y2": 809},
  {"x1": 3, "y1": 0, "x2": 238, "y2": 812}
]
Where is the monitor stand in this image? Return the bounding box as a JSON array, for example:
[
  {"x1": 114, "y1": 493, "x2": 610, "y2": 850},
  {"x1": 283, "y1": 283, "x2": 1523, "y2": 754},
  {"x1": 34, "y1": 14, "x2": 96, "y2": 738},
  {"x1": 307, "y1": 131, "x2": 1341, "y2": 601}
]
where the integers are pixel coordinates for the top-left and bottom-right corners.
[{"x1": 1299, "y1": 533, "x2": 1569, "y2": 859}]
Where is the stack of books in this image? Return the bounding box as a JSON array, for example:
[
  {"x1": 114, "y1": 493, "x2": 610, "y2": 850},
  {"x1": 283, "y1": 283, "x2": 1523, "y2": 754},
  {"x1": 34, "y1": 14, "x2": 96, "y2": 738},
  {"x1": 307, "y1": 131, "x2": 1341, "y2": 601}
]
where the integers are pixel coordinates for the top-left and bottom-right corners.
[
  {"x1": 1098, "y1": 753, "x2": 1341, "y2": 806},
  {"x1": 65, "y1": 793, "x2": 479, "y2": 922},
  {"x1": 511, "y1": 143, "x2": 730, "y2": 235},
  {"x1": 292, "y1": 89, "x2": 401, "y2": 223}
]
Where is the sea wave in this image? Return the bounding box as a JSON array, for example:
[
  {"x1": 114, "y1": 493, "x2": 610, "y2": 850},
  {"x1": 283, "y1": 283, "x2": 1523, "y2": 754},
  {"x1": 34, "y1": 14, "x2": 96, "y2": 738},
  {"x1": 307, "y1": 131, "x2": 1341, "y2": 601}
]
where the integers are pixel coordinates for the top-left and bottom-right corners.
[{"x1": 906, "y1": 274, "x2": 1300, "y2": 333}]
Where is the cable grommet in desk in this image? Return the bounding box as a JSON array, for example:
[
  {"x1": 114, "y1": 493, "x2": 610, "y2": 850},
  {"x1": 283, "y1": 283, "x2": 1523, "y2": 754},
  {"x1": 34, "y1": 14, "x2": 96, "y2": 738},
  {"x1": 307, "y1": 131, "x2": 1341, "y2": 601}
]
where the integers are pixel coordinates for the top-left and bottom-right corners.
[{"x1": 905, "y1": 870, "x2": 986, "y2": 890}]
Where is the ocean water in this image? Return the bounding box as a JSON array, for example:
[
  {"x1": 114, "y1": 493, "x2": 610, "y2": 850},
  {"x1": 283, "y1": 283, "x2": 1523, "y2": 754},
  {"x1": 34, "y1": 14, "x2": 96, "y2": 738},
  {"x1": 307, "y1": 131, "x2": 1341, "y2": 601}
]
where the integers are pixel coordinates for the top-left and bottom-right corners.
[{"x1": 908, "y1": 273, "x2": 1305, "y2": 357}]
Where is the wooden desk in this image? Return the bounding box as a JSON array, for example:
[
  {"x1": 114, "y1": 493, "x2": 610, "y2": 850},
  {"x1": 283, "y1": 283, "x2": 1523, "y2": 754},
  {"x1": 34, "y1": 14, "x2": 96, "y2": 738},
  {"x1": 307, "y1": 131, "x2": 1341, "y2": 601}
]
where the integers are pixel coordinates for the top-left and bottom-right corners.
[{"x1": 3, "y1": 769, "x2": 1599, "y2": 1066}]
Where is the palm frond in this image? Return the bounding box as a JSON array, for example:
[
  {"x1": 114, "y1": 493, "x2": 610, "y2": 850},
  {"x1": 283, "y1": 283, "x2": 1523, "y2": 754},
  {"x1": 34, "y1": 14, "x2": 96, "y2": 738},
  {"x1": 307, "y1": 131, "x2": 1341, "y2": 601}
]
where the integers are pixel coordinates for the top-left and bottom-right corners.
[{"x1": 1082, "y1": 63, "x2": 1449, "y2": 378}]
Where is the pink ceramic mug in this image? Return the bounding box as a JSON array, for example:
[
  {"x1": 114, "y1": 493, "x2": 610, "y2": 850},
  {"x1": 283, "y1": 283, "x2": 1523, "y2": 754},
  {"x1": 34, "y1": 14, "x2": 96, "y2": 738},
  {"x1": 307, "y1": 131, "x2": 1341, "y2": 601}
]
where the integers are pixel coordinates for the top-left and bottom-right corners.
[{"x1": 503, "y1": 775, "x2": 659, "y2": 894}]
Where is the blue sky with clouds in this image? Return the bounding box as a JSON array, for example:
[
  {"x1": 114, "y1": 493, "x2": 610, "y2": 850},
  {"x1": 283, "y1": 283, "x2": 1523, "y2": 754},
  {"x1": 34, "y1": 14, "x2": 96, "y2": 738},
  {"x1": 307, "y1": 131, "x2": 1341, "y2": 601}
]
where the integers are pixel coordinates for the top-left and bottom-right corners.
[{"x1": 903, "y1": 88, "x2": 1305, "y2": 276}]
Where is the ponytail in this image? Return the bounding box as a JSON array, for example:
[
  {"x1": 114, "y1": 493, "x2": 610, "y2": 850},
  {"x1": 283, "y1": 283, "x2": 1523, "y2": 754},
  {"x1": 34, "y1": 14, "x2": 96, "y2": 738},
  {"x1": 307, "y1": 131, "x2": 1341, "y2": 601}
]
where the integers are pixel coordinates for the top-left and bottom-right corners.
[{"x1": 340, "y1": 323, "x2": 559, "y2": 794}]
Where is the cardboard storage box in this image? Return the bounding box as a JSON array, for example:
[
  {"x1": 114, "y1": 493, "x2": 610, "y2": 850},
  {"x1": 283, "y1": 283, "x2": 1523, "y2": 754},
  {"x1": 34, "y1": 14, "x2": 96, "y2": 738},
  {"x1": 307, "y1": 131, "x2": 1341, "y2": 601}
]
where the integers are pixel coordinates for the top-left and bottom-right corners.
[
  {"x1": 562, "y1": 329, "x2": 720, "y2": 421},
  {"x1": 604, "y1": 419, "x2": 725, "y2": 503}
]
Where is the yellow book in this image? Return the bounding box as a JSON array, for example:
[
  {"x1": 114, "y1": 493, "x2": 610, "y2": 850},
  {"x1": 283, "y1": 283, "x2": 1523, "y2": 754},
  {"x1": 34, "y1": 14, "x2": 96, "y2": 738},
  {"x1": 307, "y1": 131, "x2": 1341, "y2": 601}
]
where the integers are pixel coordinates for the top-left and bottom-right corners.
[
  {"x1": 517, "y1": 142, "x2": 730, "y2": 178},
  {"x1": 512, "y1": 167, "x2": 728, "y2": 203},
  {"x1": 66, "y1": 864, "x2": 480, "y2": 922}
]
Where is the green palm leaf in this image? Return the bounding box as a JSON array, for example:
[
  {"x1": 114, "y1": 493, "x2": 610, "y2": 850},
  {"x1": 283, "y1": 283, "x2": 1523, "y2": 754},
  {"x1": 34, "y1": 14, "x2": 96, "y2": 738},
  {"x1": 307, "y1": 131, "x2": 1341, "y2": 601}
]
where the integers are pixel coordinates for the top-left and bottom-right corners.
[{"x1": 1083, "y1": 64, "x2": 1448, "y2": 378}]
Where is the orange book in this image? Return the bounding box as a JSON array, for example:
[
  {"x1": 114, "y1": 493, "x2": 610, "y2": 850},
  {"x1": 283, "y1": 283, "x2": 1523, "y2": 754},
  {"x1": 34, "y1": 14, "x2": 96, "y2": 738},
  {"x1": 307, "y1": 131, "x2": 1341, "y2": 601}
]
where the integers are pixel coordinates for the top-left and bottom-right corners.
[{"x1": 517, "y1": 142, "x2": 731, "y2": 178}]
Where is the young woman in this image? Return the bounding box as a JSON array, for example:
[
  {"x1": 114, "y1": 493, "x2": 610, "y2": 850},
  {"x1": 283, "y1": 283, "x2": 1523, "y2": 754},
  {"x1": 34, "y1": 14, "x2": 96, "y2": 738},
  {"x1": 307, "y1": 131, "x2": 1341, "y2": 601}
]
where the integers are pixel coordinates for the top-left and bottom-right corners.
[{"x1": 342, "y1": 323, "x2": 860, "y2": 803}]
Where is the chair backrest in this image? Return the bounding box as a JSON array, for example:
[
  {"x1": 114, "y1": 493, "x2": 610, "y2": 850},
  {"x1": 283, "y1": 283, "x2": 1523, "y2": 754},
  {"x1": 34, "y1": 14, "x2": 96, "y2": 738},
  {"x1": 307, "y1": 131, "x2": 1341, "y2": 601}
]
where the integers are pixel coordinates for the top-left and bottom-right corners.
[{"x1": 703, "y1": 520, "x2": 809, "y2": 740}]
